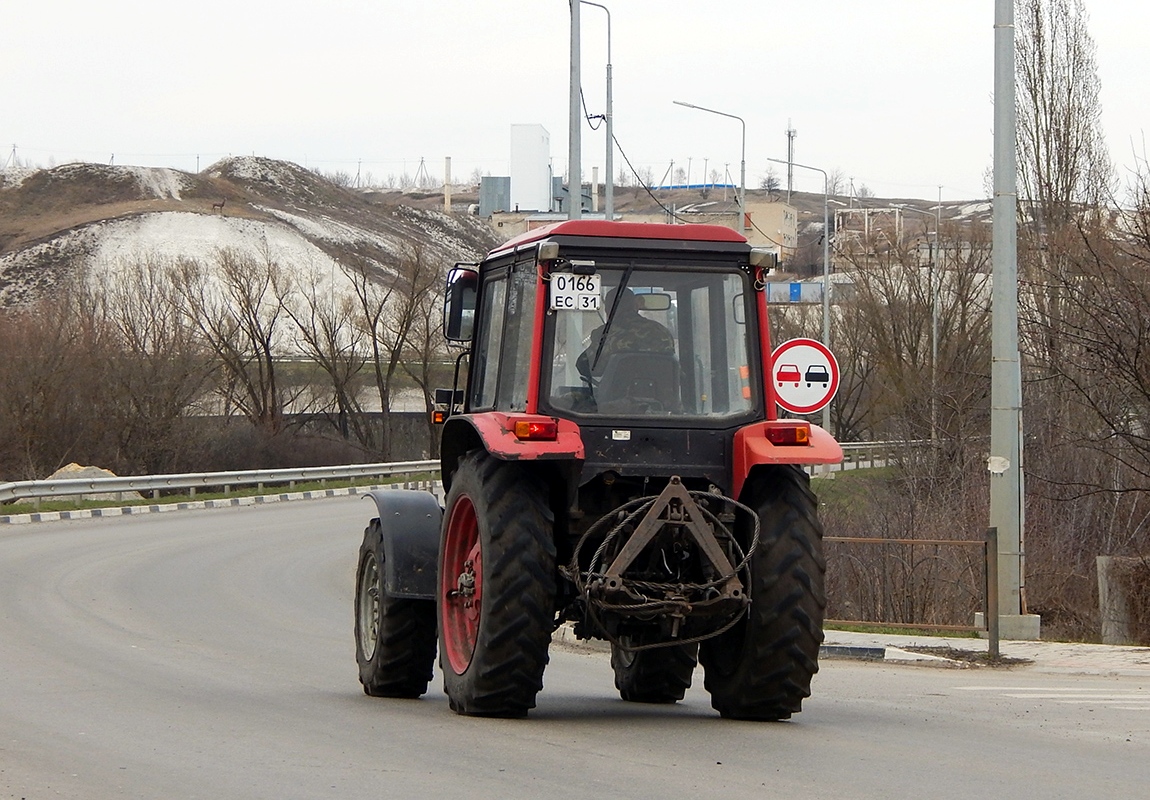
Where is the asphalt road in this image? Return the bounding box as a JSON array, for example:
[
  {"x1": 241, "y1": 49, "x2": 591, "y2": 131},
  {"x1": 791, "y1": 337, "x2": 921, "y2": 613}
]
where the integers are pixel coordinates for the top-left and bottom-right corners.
[{"x1": 1, "y1": 498, "x2": 1147, "y2": 799}]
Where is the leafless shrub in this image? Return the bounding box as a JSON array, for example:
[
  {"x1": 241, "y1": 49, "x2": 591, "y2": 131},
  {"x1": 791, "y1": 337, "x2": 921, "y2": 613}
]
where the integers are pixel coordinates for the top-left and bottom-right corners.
[
  {"x1": 0, "y1": 283, "x2": 117, "y2": 479},
  {"x1": 822, "y1": 451, "x2": 990, "y2": 627}
]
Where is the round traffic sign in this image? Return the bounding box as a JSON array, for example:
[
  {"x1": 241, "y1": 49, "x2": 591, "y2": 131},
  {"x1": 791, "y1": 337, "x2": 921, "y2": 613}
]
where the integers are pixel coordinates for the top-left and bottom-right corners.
[{"x1": 771, "y1": 338, "x2": 839, "y2": 414}]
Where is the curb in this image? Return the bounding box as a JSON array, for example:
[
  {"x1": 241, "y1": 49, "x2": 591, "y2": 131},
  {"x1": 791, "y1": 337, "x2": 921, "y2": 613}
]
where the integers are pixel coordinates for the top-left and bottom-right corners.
[
  {"x1": 0, "y1": 482, "x2": 444, "y2": 525},
  {"x1": 820, "y1": 644, "x2": 887, "y2": 661},
  {"x1": 550, "y1": 629, "x2": 962, "y2": 668}
]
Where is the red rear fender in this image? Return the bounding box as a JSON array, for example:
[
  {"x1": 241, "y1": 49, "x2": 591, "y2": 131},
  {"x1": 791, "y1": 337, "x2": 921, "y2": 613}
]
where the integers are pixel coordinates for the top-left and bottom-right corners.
[
  {"x1": 447, "y1": 413, "x2": 584, "y2": 462},
  {"x1": 732, "y1": 420, "x2": 842, "y2": 499}
]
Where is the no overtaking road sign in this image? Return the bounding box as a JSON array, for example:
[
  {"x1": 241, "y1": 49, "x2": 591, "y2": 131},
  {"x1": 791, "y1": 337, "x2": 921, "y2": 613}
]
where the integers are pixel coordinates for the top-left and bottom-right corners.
[{"x1": 771, "y1": 338, "x2": 839, "y2": 415}]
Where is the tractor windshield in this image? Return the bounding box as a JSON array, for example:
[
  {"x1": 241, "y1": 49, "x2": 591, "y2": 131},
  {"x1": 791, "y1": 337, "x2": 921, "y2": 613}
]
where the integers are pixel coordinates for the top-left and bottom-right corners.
[{"x1": 546, "y1": 266, "x2": 757, "y2": 420}]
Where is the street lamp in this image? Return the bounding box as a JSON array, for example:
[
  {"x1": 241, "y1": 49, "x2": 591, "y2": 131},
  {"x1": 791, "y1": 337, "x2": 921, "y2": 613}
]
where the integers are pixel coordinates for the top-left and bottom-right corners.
[
  {"x1": 581, "y1": 1, "x2": 613, "y2": 219},
  {"x1": 673, "y1": 100, "x2": 745, "y2": 234},
  {"x1": 767, "y1": 157, "x2": 830, "y2": 433}
]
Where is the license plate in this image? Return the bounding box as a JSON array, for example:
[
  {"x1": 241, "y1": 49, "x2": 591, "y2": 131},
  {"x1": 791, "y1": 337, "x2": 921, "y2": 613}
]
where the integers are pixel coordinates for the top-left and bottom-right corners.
[{"x1": 549, "y1": 273, "x2": 601, "y2": 311}]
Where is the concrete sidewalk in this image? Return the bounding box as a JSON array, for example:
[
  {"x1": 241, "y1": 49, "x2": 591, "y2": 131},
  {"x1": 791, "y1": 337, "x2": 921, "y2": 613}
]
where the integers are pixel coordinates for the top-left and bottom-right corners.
[
  {"x1": 554, "y1": 625, "x2": 1150, "y2": 677},
  {"x1": 822, "y1": 628, "x2": 1150, "y2": 677}
]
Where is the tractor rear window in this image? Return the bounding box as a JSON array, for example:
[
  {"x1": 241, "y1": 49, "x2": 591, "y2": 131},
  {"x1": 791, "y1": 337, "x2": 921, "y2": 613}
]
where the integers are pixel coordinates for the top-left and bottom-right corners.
[{"x1": 546, "y1": 267, "x2": 756, "y2": 421}]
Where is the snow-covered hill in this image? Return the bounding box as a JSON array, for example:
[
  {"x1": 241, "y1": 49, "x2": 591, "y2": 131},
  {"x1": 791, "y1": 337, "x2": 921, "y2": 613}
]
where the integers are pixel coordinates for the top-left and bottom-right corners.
[{"x1": 0, "y1": 156, "x2": 498, "y2": 306}]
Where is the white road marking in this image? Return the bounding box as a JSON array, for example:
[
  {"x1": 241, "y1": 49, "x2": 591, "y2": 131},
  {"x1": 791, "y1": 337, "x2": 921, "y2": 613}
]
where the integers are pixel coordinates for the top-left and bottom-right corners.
[{"x1": 955, "y1": 686, "x2": 1150, "y2": 709}]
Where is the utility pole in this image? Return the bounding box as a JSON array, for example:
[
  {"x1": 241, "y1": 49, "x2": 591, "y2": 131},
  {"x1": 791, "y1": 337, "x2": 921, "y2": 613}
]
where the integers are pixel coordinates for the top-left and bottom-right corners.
[
  {"x1": 989, "y1": 0, "x2": 1037, "y2": 639},
  {"x1": 444, "y1": 156, "x2": 452, "y2": 214},
  {"x1": 786, "y1": 122, "x2": 797, "y2": 203},
  {"x1": 568, "y1": 0, "x2": 582, "y2": 219},
  {"x1": 581, "y1": 1, "x2": 612, "y2": 220}
]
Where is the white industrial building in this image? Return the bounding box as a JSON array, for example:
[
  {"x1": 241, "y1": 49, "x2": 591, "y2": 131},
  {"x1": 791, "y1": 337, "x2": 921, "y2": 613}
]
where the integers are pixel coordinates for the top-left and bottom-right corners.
[{"x1": 510, "y1": 124, "x2": 551, "y2": 212}]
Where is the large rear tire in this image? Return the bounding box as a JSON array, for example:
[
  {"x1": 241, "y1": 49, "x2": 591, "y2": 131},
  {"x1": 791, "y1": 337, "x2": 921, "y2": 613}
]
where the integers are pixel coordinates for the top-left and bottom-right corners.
[
  {"x1": 611, "y1": 640, "x2": 698, "y2": 703},
  {"x1": 700, "y1": 465, "x2": 825, "y2": 720},
  {"x1": 438, "y1": 451, "x2": 556, "y2": 717},
  {"x1": 355, "y1": 520, "x2": 437, "y2": 698}
]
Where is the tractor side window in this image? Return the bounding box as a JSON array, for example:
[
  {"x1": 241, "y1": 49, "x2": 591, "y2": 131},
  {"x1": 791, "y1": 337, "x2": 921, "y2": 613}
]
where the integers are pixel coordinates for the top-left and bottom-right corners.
[
  {"x1": 494, "y1": 261, "x2": 538, "y2": 411},
  {"x1": 471, "y1": 277, "x2": 507, "y2": 410}
]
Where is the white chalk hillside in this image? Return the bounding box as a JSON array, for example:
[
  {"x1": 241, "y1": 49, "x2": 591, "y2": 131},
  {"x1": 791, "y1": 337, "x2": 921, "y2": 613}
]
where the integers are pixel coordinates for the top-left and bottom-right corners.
[{"x1": 0, "y1": 156, "x2": 498, "y2": 307}]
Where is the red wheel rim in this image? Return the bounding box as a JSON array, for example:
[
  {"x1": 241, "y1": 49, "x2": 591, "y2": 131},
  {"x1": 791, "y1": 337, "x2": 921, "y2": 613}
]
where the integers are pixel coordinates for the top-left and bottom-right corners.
[{"x1": 441, "y1": 494, "x2": 482, "y2": 674}]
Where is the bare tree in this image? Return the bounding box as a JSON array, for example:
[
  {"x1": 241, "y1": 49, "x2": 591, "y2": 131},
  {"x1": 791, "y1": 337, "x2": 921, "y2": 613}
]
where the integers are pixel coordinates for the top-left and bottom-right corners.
[
  {"x1": 400, "y1": 255, "x2": 451, "y2": 459},
  {"x1": 824, "y1": 217, "x2": 993, "y2": 449},
  {"x1": 344, "y1": 242, "x2": 440, "y2": 460},
  {"x1": 283, "y1": 264, "x2": 374, "y2": 448},
  {"x1": 827, "y1": 168, "x2": 847, "y2": 197},
  {"x1": 759, "y1": 169, "x2": 781, "y2": 193},
  {"x1": 1016, "y1": 0, "x2": 1112, "y2": 225},
  {"x1": 174, "y1": 247, "x2": 294, "y2": 433},
  {"x1": 95, "y1": 255, "x2": 216, "y2": 473}
]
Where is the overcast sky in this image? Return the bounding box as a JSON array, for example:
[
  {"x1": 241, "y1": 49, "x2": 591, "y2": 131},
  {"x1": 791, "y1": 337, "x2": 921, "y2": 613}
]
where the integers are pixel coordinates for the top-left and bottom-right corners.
[{"x1": 4, "y1": 1, "x2": 1148, "y2": 201}]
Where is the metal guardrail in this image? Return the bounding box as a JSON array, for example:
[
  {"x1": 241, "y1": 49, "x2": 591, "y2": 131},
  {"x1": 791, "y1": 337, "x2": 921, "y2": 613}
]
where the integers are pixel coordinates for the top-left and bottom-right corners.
[
  {"x1": 0, "y1": 460, "x2": 440, "y2": 504},
  {"x1": 1, "y1": 440, "x2": 922, "y2": 504},
  {"x1": 837, "y1": 439, "x2": 929, "y2": 468},
  {"x1": 805, "y1": 440, "x2": 929, "y2": 475}
]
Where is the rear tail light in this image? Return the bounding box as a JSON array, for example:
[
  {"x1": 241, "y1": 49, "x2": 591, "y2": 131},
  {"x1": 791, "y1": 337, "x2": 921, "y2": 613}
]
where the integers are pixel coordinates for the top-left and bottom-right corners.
[
  {"x1": 512, "y1": 418, "x2": 559, "y2": 441},
  {"x1": 765, "y1": 422, "x2": 811, "y2": 446}
]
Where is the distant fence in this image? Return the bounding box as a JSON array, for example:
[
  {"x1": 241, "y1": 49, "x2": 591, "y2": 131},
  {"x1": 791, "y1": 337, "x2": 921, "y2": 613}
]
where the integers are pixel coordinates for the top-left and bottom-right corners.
[{"x1": 824, "y1": 529, "x2": 1000, "y2": 652}]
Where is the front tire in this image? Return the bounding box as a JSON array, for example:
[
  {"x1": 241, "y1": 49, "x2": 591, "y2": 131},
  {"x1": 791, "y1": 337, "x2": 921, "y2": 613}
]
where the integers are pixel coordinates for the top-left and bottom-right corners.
[
  {"x1": 438, "y1": 451, "x2": 556, "y2": 717},
  {"x1": 700, "y1": 465, "x2": 826, "y2": 720},
  {"x1": 611, "y1": 641, "x2": 698, "y2": 703},
  {"x1": 355, "y1": 520, "x2": 437, "y2": 698}
]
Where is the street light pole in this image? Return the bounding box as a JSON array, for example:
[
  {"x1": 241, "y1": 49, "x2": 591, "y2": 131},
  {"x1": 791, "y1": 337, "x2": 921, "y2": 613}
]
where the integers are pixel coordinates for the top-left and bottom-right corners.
[
  {"x1": 673, "y1": 100, "x2": 745, "y2": 234},
  {"x1": 581, "y1": 1, "x2": 612, "y2": 219},
  {"x1": 990, "y1": 0, "x2": 1030, "y2": 636},
  {"x1": 568, "y1": 0, "x2": 582, "y2": 219}
]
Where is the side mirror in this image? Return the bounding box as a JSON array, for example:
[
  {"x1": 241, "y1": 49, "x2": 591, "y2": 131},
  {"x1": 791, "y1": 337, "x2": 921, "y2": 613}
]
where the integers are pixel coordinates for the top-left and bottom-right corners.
[{"x1": 443, "y1": 264, "x2": 478, "y2": 341}]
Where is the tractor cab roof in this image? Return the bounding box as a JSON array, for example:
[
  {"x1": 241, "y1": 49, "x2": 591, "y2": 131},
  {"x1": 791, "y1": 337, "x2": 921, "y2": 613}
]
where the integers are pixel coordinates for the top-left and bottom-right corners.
[{"x1": 487, "y1": 220, "x2": 749, "y2": 261}]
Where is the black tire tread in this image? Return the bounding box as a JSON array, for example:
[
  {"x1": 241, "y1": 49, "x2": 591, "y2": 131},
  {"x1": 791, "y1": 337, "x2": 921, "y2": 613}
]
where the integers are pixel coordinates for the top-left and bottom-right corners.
[
  {"x1": 441, "y1": 451, "x2": 556, "y2": 717},
  {"x1": 355, "y1": 521, "x2": 438, "y2": 698},
  {"x1": 700, "y1": 465, "x2": 826, "y2": 720},
  {"x1": 611, "y1": 642, "x2": 698, "y2": 703}
]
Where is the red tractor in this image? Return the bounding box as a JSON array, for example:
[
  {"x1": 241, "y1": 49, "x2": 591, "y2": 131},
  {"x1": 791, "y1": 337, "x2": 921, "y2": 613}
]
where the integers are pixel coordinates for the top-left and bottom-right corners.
[{"x1": 354, "y1": 220, "x2": 841, "y2": 720}]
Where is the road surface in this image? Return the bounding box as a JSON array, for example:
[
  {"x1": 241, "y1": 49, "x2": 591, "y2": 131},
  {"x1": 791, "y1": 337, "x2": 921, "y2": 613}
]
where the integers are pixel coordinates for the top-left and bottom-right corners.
[{"x1": 1, "y1": 498, "x2": 1146, "y2": 799}]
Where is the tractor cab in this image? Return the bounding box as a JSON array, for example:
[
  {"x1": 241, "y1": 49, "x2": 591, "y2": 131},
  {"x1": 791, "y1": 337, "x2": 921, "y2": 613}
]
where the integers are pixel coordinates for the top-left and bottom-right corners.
[{"x1": 439, "y1": 220, "x2": 836, "y2": 501}]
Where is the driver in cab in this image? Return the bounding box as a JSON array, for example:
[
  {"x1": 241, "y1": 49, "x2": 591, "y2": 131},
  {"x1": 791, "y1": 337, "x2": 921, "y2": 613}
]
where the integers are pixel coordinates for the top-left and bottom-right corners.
[{"x1": 576, "y1": 287, "x2": 675, "y2": 382}]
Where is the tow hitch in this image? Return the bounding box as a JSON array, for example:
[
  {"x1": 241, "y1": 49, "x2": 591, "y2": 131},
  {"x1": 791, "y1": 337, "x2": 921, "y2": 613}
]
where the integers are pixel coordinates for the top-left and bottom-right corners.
[{"x1": 569, "y1": 477, "x2": 759, "y2": 649}]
